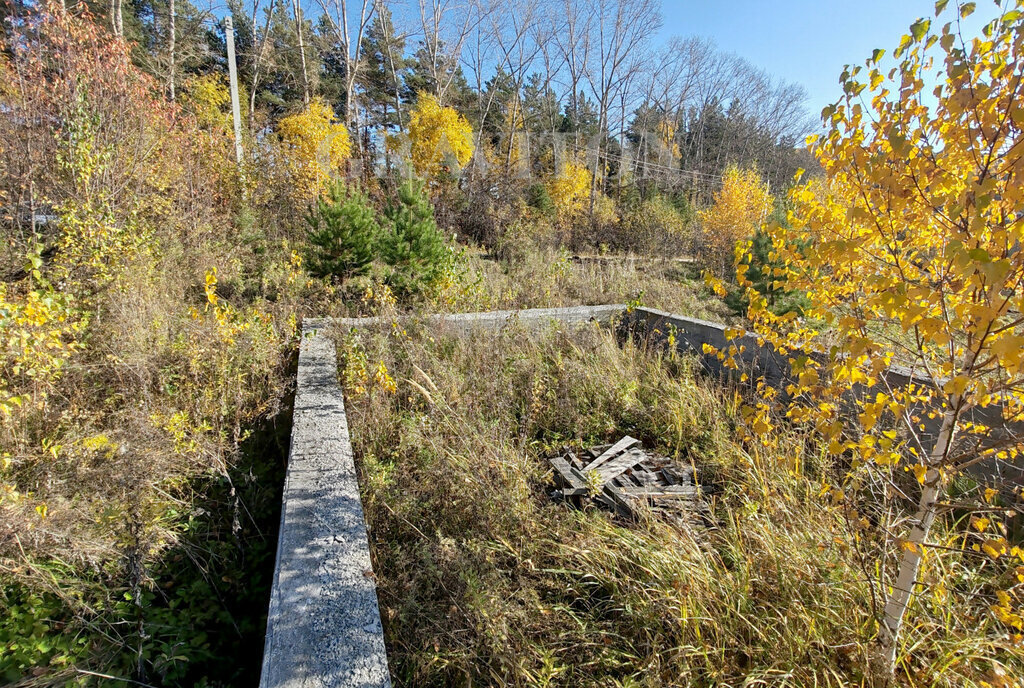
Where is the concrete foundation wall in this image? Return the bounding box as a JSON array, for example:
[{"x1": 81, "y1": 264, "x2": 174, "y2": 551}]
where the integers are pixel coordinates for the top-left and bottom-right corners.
[
  {"x1": 262, "y1": 305, "x2": 1020, "y2": 685},
  {"x1": 260, "y1": 318, "x2": 391, "y2": 688},
  {"x1": 628, "y1": 307, "x2": 1023, "y2": 487}
]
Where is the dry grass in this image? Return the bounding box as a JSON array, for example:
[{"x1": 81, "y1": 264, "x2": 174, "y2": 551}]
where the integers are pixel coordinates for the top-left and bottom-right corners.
[
  {"x1": 337, "y1": 320, "x2": 1022, "y2": 687},
  {"x1": 318, "y1": 243, "x2": 736, "y2": 323}
]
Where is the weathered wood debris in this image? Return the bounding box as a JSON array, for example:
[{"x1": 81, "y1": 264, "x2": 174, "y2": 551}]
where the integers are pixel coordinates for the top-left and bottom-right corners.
[{"x1": 548, "y1": 435, "x2": 702, "y2": 523}]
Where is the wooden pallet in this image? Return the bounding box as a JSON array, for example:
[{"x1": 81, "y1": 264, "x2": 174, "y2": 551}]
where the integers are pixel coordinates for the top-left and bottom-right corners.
[{"x1": 549, "y1": 436, "x2": 701, "y2": 521}]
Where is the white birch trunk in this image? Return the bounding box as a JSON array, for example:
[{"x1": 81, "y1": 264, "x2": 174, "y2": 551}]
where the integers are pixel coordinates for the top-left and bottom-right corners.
[{"x1": 880, "y1": 405, "x2": 955, "y2": 668}]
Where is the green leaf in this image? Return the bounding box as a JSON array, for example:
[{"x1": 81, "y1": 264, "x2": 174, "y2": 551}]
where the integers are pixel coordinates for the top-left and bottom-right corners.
[
  {"x1": 871, "y1": 48, "x2": 885, "y2": 63},
  {"x1": 911, "y1": 18, "x2": 931, "y2": 41},
  {"x1": 968, "y1": 247, "x2": 991, "y2": 263},
  {"x1": 935, "y1": 0, "x2": 949, "y2": 15},
  {"x1": 961, "y1": 2, "x2": 976, "y2": 18}
]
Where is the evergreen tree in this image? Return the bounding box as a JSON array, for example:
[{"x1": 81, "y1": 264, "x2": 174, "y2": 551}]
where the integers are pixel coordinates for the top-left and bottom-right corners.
[
  {"x1": 252, "y1": 0, "x2": 320, "y2": 115},
  {"x1": 379, "y1": 178, "x2": 451, "y2": 295},
  {"x1": 522, "y1": 73, "x2": 561, "y2": 135},
  {"x1": 559, "y1": 91, "x2": 600, "y2": 139},
  {"x1": 304, "y1": 180, "x2": 379, "y2": 283},
  {"x1": 314, "y1": 15, "x2": 348, "y2": 116},
  {"x1": 479, "y1": 66, "x2": 516, "y2": 138}
]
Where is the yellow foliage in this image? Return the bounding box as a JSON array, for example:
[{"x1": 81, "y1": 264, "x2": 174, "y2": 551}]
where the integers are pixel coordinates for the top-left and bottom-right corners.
[
  {"x1": 183, "y1": 74, "x2": 232, "y2": 130},
  {"x1": 55, "y1": 198, "x2": 149, "y2": 291},
  {"x1": 697, "y1": 165, "x2": 773, "y2": 273},
  {"x1": 547, "y1": 159, "x2": 592, "y2": 221},
  {"x1": 0, "y1": 282, "x2": 83, "y2": 418},
  {"x1": 192, "y1": 267, "x2": 273, "y2": 346},
  {"x1": 716, "y1": 0, "x2": 1024, "y2": 656},
  {"x1": 656, "y1": 118, "x2": 681, "y2": 161},
  {"x1": 277, "y1": 98, "x2": 352, "y2": 203},
  {"x1": 406, "y1": 92, "x2": 474, "y2": 180}
]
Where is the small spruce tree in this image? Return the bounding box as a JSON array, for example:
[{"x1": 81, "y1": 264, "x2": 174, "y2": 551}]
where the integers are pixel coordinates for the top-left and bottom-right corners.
[
  {"x1": 304, "y1": 180, "x2": 379, "y2": 283},
  {"x1": 379, "y1": 178, "x2": 451, "y2": 296}
]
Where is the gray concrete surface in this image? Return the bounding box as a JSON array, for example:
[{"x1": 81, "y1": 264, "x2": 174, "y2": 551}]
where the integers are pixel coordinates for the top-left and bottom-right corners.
[
  {"x1": 335, "y1": 304, "x2": 625, "y2": 331},
  {"x1": 260, "y1": 317, "x2": 391, "y2": 688},
  {"x1": 627, "y1": 307, "x2": 1023, "y2": 487}
]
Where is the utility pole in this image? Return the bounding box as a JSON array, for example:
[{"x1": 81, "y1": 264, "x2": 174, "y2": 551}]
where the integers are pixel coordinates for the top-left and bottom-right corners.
[
  {"x1": 168, "y1": 0, "x2": 176, "y2": 101},
  {"x1": 224, "y1": 15, "x2": 244, "y2": 165}
]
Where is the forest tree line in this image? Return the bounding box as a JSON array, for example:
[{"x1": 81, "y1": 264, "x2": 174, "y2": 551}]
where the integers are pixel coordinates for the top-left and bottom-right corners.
[{"x1": 2, "y1": 0, "x2": 815, "y2": 201}]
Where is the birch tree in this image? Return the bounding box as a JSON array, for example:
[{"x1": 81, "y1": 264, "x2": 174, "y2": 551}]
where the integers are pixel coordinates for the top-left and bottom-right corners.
[
  {"x1": 316, "y1": 0, "x2": 376, "y2": 136},
  {"x1": 583, "y1": 0, "x2": 659, "y2": 210},
  {"x1": 416, "y1": 0, "x2": 478, "y2": 104},
  {"x1": 719, "y1": 0, "x2": 1024, "y2": 673}
]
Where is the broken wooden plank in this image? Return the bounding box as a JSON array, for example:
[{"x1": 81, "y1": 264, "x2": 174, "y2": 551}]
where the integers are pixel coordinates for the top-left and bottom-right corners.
[
  {"x1": 595, "y1": 449, "x2": 646, "y2": 482},
  {"x1": 620, "y1": 485, "x2": 697, "y2": 498},
  {"x1": 598, "y1": 482, "x2": 635, "y2": 518},
  {"x1": 550, "y1": 455, "x2": 587, "y2": 492},
  {"x1": 565, "y1": 450, "x2": 584, "y2": 470},
  {"x1": 612, "y1": 472, "x2": 640, "y2": 488},
  {"x1": 633, "y1": 470, "x2": 659, "y2": 485},
  {"x1": 582, "y1": 436, "x2": 639, "y2": 472}
]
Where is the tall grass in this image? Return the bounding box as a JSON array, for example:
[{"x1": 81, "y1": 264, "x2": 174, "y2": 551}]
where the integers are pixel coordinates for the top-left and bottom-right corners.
[{"x1": 338, "y1": 321, "x2": 1020, "y2": 687}]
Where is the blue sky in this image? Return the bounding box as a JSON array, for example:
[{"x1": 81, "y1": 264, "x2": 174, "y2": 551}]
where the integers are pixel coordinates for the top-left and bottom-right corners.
[{"x1": 657, "y1": 0, "x2": 995, "y2": 121}]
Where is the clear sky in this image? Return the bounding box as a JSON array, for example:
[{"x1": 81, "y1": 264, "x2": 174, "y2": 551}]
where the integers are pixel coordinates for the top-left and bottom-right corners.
[{"x1": 657, "y1": 0, "x2": 995, "y2": 122}]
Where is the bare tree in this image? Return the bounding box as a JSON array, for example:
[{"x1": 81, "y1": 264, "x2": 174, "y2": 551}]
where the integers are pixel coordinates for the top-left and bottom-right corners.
[
  {"x1": 416, "y1": 0, "x2": 479, "y2": 104},
  {"x1": 485, "y1": 0, "x2": 543, "y2": 171},
  {"x1": 292, "y1": 0, "x2": 310, "y2": 105},
  {"x1": 584, "y1": 0, "x2": 661, "y2": 209},
  {"x1": 110, "y1": 0, "x2": 123, "y2": 36},
  {"x1": 377, "y1": 0, "x2": 407, "y2": 129},
  {"x1": 316, "y1": 0, "x2": 377, "y2": 137},
  {"x1": 550, "y1": 0, "x2": 592, "y2": 138},
  {"x1": 247, "y1": 0, "x2": 276, "y2": 129},
  {"x1": 168, "y1": 0, "x2": 176, "y2": 100}
]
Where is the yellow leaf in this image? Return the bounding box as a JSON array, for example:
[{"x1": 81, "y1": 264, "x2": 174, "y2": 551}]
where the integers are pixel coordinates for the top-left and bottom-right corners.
[{"x1": 981, "y1": 538, "x2": 1008, "y2": 558}]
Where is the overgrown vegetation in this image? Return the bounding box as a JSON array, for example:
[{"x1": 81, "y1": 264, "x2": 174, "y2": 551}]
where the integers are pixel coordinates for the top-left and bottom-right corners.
[
  {"x1": 2, "y1": 0, "x2": 1023, "y2": 683},
  {"x1": 0, "y1": 6, "x2": 298, "y2": 684},
  {"x1": 339, "y1": 321, "x2": 1021, "y2": 687}
]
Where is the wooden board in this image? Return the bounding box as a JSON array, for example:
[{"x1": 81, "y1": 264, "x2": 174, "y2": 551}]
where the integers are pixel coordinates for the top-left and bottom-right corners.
[
  {"x1": 595, "y1": 449, "x2": 646, "y2": 482},
  {"x1": 620, "y1": 485, "x2": 697, "y2": 498},
  {"x1": 550, "y1": 456, "x2": 587, "y2": 491},
  {"x1": 565, "y1": 450, "x2": 584, "y2": 470},
  {"x1": 598, "y1": 482, "x2": 635, "y2": 518},
  {"x1": 582, "y1": 436, "x2": 639, "y2": 472},
  {"x1": 633, "y1": 470, "x2": 659, "y2": 485}
]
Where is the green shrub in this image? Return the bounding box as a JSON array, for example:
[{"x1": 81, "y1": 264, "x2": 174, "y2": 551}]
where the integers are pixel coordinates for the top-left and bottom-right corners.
[
  {"x1": 725, "y1": 207, "x2": 809, "y2": 317},
  {"x1": 304, "y1": 180, "x2": 379, "y2": 283},
  {"x1": 618, "y1": 195, "x2": 692, "y2": 255},
  {"x1": 525, "y1": 182, "x2": 555, "y2": 216},
  {"x1": 379, "y1": 178, "x2": 452, "y2": 296}
]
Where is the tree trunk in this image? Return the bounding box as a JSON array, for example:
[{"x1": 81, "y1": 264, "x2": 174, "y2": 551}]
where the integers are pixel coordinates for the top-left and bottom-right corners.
[
  {"x1": 249, "y1": 3, "x2": 275, "y2": 131},
  {"x1": 879, "y1": 406, "x2": 956, "y2": 669},
  {"x1": 292, "y1": 0, "x2": 310, "y2": 106}
]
